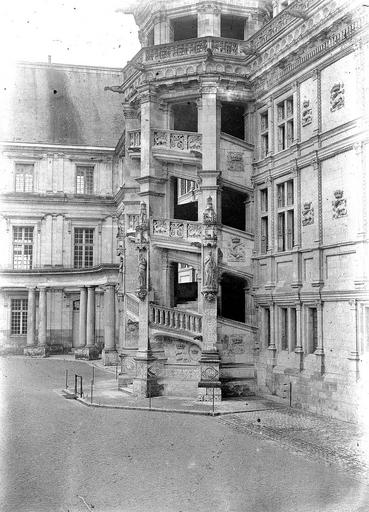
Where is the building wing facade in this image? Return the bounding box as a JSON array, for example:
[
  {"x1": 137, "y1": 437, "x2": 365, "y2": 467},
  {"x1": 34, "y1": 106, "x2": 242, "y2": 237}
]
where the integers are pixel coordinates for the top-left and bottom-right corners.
[{"x1": 1, "y1": 0, "x2": 368, "y2": 421}]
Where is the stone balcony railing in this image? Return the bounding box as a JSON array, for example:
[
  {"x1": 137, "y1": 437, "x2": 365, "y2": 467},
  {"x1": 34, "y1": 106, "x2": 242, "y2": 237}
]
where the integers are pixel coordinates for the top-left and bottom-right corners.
[
  {"x1": 152, "y1": 129, "x2": 202, "y2": 153},
  {"x1": 126, "y1": 292, "x2": 140, "y2": 318},
  {"x1": 150, "y1": 304, "x2": 202, "y2": 335},
  {"x1": 127, "y1": 129, "x2": 202, "y2": 155},
  {"x1": 151, "y1": 218, "x2": 202, "y2": 243}
]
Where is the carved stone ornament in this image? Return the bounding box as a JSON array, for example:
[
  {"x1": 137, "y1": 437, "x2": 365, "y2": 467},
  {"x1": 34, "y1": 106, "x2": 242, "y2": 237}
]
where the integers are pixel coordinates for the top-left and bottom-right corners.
[
  {"x1": 227, "y1": 152, "x2": 243, "y2": 172},
  {"x1": 137, "y1": 248, "x2": 147, "y2": 300},
  {"x1": 301, "y1": 202, "x2": 314, "y2": 226},
  {"x1": 330, "y1": 83, "x2": 344, "y2": 112},
  {"x1": 227, "y1": 237, "x2": 246, "y2": 262},
  {"x1": 332, "y1": 190, "x2": 347, "y2": 219},
  {"x1": 203, "y1": 196, "x2": 216, "y2": 224},
  {"x1": 301, "y1": 99, "x2": 312, "y2": 126},
  {"x1": 201, "y1": 290, "x2": 217, "y2": 302}
]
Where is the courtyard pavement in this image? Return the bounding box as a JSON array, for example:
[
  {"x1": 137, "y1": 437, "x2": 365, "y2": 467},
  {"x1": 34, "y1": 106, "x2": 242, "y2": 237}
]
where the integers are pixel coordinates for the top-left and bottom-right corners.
[{"x1": 55, "y1": 355, "x2": 369, "y2": 482}]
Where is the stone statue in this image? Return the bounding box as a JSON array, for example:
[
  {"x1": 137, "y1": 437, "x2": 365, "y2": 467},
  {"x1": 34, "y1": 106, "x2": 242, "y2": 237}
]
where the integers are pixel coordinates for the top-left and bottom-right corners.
[
  {"x1": 204, "y1": 250, "x2": 217, "y2": 289},
  {"x1": 138, "y1": 250, "x2": 147, "y2": 289},
  {"x1": 203, "y1": 196, "x2": 216, "y2": 224}
]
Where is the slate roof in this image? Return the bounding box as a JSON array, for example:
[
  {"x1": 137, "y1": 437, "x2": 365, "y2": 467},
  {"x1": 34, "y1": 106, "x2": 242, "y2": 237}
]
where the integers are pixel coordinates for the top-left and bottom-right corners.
[{"x1": 1, "y1": 61, "x2": 125, "y2": 148}]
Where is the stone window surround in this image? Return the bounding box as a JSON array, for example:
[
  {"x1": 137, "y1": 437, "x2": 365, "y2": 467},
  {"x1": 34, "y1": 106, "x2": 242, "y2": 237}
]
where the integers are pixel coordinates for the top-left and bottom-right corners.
[
  {"x1": 274, "y1": 176, "x2": 296, "y2": 253},
  {"x1": 75, "y1": 164, "x2": 95, "y2": 195}
]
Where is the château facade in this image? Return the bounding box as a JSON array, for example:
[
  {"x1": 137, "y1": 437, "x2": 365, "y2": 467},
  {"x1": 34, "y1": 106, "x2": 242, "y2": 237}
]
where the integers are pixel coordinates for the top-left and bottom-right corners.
[{"x1": 0, "y1": 0, "x2": 368, "y2": 421}]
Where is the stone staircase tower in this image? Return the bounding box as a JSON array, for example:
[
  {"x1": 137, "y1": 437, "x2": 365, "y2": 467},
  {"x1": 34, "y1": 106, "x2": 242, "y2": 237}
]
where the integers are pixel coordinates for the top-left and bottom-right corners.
[{"x1": 109, "y1": 0, "x2": 270, "y2": 399}]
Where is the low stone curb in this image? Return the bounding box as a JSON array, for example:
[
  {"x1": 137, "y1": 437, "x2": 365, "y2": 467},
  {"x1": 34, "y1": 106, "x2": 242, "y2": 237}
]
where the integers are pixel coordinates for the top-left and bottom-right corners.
[{"x1": 60, "y1": 388, "x2": 280, "y2": 417}]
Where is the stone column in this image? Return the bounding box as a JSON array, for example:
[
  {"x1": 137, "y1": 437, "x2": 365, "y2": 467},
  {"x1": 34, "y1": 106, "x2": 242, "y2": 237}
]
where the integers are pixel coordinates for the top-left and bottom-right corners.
[
  {"x1": 24, "y1": 287, "x2": 38, "y2": 356},
  {"x1": 78, "y1": 287, "x2": 87, "y2": 348},
  {"x1": 26, "y1": 287, "x2": 36, "y2": 346},
  {"x1": 295, "y1": 302, "x2": 304, "y2": 370},
  {"x1": 102, "y1": 284, "x2": 118, "y2": 366},
  {"x1": 267, "y1": 302, "x2": 277, "y2": 365},
  {"x1": 28, "y1": 286, "x2": 50, "y2": 357},
  {"x1": 75, "y1": 286, "x2": 99, "y2": 360}
]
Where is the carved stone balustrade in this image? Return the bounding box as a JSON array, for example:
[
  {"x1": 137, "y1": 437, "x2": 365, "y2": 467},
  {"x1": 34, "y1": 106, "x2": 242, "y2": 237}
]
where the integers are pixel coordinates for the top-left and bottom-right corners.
[
  {"x1": 151, "y1": 218, "x2": 202, "y2": 244},
  {"x1": 144, "y1": 36, "x2": 241, "y2": 63},
  {"x1": 152, "y1": 129, "x2": 202, "y2": 154},
  {"x1": 150, "y1": 304, "x2": 202, "y2": 335}
]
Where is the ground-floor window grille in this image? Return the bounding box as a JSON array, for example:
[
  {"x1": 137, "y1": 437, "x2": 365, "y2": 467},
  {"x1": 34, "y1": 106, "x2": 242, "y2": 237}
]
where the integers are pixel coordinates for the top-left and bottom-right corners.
[{"x1": 11, "y1": 298, "x2": 28, "y2": 335}]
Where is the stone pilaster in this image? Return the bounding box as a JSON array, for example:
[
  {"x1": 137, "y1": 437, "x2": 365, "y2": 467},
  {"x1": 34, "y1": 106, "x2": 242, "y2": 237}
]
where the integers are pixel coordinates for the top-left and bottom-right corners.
[
  {"x1": 24, "y1": 287, "x2": 41, "y2": 356},
  {"x1": 102, "y1": 284, "x2": 118, "y2": 366}
]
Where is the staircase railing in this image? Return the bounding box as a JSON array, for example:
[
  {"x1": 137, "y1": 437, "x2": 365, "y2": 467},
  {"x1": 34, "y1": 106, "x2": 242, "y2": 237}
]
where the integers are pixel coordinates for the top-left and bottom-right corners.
[
  {"x1": 150, "y1": 217, "x2": 202, "y2": 241},
  {"x1": 150, "y1": 304, "x2": 202, "y2": 335}
]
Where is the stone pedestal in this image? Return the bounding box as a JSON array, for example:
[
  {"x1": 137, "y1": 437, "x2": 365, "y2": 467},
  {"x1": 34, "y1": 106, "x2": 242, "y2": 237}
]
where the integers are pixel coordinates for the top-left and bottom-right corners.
[
  {"x1": 24, "y1": 345, "x2": 50, "y2": 358},
  {"x1": 74, "y1": 346, "x2": 99, "y2": 360},
  {"x1": 102, "y1": 348, "x2": 119, "y2": 366},
  {"x1": 197, "y1": 350, "x2": 222, "y2": 401},
  {"x1": 133, "y1": 353, "x2": 161, "y2": 397}
]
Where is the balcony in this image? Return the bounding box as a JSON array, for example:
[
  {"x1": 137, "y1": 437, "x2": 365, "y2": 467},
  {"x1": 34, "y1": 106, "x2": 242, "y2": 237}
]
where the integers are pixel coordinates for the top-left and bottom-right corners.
[{"x1": 127, "y1": 129, "x2": 202, "y2": 163}]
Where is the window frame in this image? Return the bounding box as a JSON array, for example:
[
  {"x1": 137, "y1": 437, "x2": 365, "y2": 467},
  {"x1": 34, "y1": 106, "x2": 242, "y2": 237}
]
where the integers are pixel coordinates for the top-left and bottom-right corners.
[
  {"x1": 75, "y1": 165, "x2": 94, "y2": 195},
  {"x1": 15, "y1": 163, "x2": 34, "y2": 193},
  {"x1": 260, "y1": 110, "x2": 269, "y2": 158},
  {"x1": 73, "y1": 227, "x2": 94, "y2": 269},
  {"x1": 276, "y1": 179, "x2": 295, "y2": 252},
  {"x1": 12, "y1": 226, "x2": 34, "y2": 269},
  {"x1": 11, "y1": 298, "x2": 28, "y2": 335},
  {"x1": 275, "y1": 95, "x2": 295, "y2": 152}
]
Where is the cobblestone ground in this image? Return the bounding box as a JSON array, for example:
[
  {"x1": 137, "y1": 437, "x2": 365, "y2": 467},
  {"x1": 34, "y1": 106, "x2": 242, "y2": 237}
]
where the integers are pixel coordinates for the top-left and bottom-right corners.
[
  {"x1": 219, "y1": 407, "x2": 369, "y2": 481},
  {"x1": 1, "y1": 357, "x2": 369, "y2": 512}
]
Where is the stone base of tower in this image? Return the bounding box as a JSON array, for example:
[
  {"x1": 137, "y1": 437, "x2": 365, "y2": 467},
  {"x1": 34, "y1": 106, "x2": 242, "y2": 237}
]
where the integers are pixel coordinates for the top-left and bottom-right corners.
[
  {"x1": 24, "y1": 345, "x2": 50, "y2": 358},
  {"x1": 74, "y1": 346, "x2": 99, "y2": 360},
  {"x1": 102, "y1": 349, "x2": 119, "y2": 366},
  {"x1": 133, "y1": 354, "x2": 162, "y2": 397}
]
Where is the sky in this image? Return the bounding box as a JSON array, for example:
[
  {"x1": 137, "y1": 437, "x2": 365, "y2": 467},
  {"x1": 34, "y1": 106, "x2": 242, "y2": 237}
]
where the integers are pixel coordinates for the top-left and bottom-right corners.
[{"x1": 0, "y1": 0, "x2": 141, "y2": 69}]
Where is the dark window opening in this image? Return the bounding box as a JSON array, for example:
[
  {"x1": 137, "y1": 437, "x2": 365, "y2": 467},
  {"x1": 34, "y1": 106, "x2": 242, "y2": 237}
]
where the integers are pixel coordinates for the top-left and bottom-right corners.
[
  {"x1": 221, "y1": 15, "x2": 245, "y2": 40},
  {"x1": 221, "y1": 103, "x2": 245, "y2": 139},
  {"x1": 221, "y1": 273, "x2": 246, "y2": 323},
  {"x1": 147, "y1": 28, "x2": 154, "y2": 46},
  {"x1": 221, "y1": 187, "x2": 247, "y2": 231},
  {"x1": 173, "y1": 178, "x2": 198, "y2": 221},
  {"x1": 171, "y1": 262, "x2": 198, "y2": 308},
  {"x1": 172, "y1": 102, "x2": 198, "y2": 132},
  {"x1": 172, "y1": 16, "x2": 198, "y2": 41}
]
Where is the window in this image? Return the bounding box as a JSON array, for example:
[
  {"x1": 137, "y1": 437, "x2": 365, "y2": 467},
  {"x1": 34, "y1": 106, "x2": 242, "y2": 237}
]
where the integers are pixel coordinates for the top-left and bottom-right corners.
[
  {"x1": 277, "y1": 180, "x2": 295, "y2": 252},
  {"x1": 260, "y1": 188, "x2": 269, "y2": 254},
  {"x1": 13, "y1": 227, "x2": 34, "y2": 269},
  {"x1": 277, "y1": 96, "x2": 294, "y2": 151},
  {"x1": 279, "y1": 307, "x2": 297, "y2": 351},
  {"x1": 15, "y1": 164, "x2": 34, "y2": 192},
  {"x1": 179, "y1": 179, "x2": 195, "y2": 197},
  {"x1": 260, "y1": 112, "x2": 269, "y2": 157},
  {"x1": 11, "y1": 299, "x2": 28, "y2": 335},
  {"x1": 76, "y1": 166, "x2": 94, "y2": 195},
  {"x1": 307, "y1": 307, "x2": 318, "y2": 354},
  {"x1": 74, "y1": 228, "x2": 94, "y2": 268}
]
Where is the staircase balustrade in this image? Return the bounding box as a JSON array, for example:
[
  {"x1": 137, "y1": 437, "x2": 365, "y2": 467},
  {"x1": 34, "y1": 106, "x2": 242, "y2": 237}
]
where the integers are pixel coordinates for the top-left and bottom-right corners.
[
  {"x1": 152, "y1": 129, "x2": 202, "y2": 153},
  {"x1": 151, "y1": 217, "x2": 202, "y2": 242},
  {"x1": 150, "y1": 304, "x2": 202, "y2": 335}
]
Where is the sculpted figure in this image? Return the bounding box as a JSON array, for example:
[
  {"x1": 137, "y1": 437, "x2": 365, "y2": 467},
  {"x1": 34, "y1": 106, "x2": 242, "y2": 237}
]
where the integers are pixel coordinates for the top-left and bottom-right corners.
[
  {"x1": 204, "y1": 250, "x2": 217, "y2": 289},
  {"x1": 138, "y1": 250, "x2": 147, "y2": 288}
]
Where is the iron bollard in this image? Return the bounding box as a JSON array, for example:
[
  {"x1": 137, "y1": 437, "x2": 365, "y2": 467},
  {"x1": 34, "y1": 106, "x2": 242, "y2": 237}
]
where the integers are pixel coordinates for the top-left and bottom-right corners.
[
  {"x1": 212, "y1": 386, "x2": 215, "y2": 417},
  {"x1": 65, "y1": 369, "x2": 68, "y2": 389},
  {"x1": 149, "y1": 381, "x2": 152, "y2": 410},
  {"x1": 80, "y1": 376, "x2": 83, "y2": 398},
  {"x1": 90, "y1": 380, "x2": 93, "y2": 404},
  {"x1": 92, "y1": 366, "x2": 95, "y2": 385},
  {"x1": 289, "y1": 382, "x2": 292, "y2": 407},
  {"x1": 74, "y1": 374, "x2": 78, "y2": 395},
  {"x1": 115, "y1": 364, "x2": 118, "y2": 380}
]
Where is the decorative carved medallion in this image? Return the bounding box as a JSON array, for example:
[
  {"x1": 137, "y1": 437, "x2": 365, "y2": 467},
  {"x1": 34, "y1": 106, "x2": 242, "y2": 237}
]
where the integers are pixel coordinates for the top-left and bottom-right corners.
[
  {"x1": 201, "y1": 290, "x2": 217, "y2": 302},
  {"x1": 227, "y1": 237, "x2": 246, "y2": 262},
  {"x1": 153, "y1": 219, "x2": 169, "y2": 236},
  {"x1": 227, "y1": 152, "x2": 243, "y2": 172},
  {"x1": 330, "y1": 83, "x2": 344, "y2": 112},
  {"x1": 301, "y1": 202, "x2": 314, "y2": 225},
  {"x1": 201, "y1": 366, "x2": 219, "y2": 380},
  {"x1": 301, "y1": 99, "x2": 312, "y2": 126},
  {"x1": 203, "y1": 196, "x2": 216, "y2": 224},
  {"x1": 332, "y1": 190, "x2": 347, "y2": 218}
]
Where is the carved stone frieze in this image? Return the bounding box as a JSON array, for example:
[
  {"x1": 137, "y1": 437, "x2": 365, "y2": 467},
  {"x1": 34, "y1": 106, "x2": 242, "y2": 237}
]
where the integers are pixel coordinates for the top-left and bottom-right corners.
[
  {"x1": 301, "y1": 202, "x2": 314, "y2": 225},
  {"x1": 330, "y1": 82, "x2": 345, "y2": 112},
  {"x1": 301, "y1": 99, "x2": 312, "y2": 126},
  {"x1": 227, "y1": 237, "x2": 246, "y2": 262},
  {"x1": 332, "y1": 190, "x2": 347, "y2": 218},
  {"x1": 227, "y1": 152, "x2": 244, "y2": 172}
]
